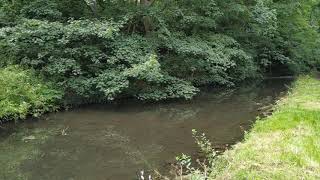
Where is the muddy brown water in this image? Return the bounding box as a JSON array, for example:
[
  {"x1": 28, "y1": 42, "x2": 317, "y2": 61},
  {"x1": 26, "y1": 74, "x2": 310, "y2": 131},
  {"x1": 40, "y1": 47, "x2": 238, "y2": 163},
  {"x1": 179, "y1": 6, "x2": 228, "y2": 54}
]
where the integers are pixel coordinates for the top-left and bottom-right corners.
[{"x1": 1, "y1": 79, "x2": 292, "y2": 180}]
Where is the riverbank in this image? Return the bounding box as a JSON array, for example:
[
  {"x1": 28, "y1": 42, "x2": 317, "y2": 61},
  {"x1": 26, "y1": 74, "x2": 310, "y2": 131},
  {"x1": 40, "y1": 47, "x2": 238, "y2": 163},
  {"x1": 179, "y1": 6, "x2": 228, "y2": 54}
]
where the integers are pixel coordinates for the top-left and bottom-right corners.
[{"x1": 211, "y1": 75, "x2": 320, "y2": 179}]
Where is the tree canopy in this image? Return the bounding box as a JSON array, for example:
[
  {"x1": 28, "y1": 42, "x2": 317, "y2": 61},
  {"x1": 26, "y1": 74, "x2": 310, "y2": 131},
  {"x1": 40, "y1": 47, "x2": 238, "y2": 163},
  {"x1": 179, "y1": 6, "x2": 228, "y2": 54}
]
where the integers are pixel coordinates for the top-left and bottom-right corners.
[{"x1": 0, "y1": 0, "x2": 319, "y2": 102}]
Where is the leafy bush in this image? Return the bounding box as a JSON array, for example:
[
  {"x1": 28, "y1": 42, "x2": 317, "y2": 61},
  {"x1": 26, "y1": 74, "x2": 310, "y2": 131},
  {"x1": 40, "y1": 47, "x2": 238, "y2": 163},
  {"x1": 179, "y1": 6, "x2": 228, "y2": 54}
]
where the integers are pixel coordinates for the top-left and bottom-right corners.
[
  {"x1": 0, "y1": 0, "x2": 318, "y2": 103},
  {"x1": 159, "y1": 34, "x2": 257, "y2": 86},
  {"x1": 274, "y1": 0, "x2": 320, "y2": 72},
  {"x1": 174, "y1": 129, "x2": 217, "y2": 179},
  {"x1": 0, "y1": 66, "x2": 62, "y2": 121},
  {"x1": 0, "y1": 19, "x2": 199, "y2": 101}
]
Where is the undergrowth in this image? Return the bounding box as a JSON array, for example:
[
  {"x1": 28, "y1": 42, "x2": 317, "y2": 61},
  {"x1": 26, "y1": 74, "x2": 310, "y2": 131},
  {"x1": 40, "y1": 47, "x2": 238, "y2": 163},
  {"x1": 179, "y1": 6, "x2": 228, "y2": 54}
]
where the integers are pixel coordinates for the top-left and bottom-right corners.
[{"x1": 0, "y1": 66, "x2": 62, "y2": 122}]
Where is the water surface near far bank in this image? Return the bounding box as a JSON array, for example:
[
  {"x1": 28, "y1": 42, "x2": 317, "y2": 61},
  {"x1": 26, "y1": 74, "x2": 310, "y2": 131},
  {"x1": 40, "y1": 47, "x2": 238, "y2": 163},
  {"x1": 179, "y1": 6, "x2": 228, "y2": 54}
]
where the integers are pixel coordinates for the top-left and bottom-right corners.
[{"x1": 0, "y1": 79, "x2": 292, "y2": 180}]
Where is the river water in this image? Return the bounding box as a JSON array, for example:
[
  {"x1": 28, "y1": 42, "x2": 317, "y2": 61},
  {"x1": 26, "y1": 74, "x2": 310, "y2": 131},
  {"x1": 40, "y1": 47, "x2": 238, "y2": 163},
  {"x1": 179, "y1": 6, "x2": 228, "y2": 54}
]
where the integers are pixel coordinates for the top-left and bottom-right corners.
[{"x1": 1, "y1": 79, "x2": 292, "y2": 180}]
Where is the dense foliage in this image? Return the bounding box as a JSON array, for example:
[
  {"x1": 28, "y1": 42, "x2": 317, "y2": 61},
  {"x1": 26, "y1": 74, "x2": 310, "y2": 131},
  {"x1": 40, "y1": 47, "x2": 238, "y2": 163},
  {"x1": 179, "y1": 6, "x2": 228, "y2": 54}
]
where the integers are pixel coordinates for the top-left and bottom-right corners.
[
  {"x1": 0, "y1": 66, "x2": 62, "y2": 121},
  {"x1": 0, "y1": 0, "x2": 319, "y2": 102}
]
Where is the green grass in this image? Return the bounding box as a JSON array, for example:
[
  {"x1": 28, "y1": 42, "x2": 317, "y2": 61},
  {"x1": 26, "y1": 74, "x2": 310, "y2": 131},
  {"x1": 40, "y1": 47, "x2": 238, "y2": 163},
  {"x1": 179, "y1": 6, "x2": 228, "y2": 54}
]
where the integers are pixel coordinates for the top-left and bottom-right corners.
[{"x1": 212, "y1": 75, "x2": 320, "y2": 179}]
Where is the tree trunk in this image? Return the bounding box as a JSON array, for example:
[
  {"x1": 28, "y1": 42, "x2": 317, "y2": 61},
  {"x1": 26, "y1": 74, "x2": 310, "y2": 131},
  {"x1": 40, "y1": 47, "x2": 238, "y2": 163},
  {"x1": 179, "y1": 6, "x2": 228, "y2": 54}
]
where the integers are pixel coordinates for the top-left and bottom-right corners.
[
  {"x1": 140, "y1": 0, "x2": 155, "y2": 35},
  {"x1": 84, "y1": 0, "x2": 98, "y2": 17}
]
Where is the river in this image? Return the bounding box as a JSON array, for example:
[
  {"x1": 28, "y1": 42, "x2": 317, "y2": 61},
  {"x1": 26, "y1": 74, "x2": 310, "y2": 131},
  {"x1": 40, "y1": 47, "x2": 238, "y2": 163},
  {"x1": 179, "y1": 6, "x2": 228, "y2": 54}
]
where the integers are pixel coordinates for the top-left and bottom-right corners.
[{"x1": 0, "y1": 79, "x2": 292, "y2": 180}]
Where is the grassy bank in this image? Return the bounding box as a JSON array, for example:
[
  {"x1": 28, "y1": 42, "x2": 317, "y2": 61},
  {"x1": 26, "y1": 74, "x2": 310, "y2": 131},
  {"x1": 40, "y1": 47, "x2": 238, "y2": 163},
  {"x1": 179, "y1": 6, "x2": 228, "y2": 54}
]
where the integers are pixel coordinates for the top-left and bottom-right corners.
[{"x1": 211, "y1": 75, "x2": 320, "y2": 179}]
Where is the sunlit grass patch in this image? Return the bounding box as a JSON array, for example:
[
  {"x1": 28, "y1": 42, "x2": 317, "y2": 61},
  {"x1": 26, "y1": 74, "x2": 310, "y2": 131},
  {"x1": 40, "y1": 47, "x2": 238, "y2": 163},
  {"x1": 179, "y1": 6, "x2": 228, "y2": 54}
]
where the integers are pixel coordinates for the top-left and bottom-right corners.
[{"x1": 302, "y1": 102, "x2": 320, "y2": 110}]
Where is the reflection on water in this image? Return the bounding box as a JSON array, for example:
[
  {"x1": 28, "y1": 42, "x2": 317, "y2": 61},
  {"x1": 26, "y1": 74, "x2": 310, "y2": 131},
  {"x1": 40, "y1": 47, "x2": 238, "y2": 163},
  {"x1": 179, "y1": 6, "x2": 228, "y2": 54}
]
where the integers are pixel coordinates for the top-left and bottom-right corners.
[{"x1": 3, "y1": 79, "x2": 292, "y2": 180}]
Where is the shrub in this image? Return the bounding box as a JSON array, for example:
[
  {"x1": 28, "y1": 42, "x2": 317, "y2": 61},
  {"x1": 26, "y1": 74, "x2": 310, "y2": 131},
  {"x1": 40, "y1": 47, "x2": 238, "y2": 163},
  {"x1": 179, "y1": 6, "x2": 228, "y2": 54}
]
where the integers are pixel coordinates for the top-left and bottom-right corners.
[
  {"x1": 0, "y1": 19, "x2": 200, "y2": 101},
  {"x1": 0, "y1": 66, "x2": 62, "y2": 121}
]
